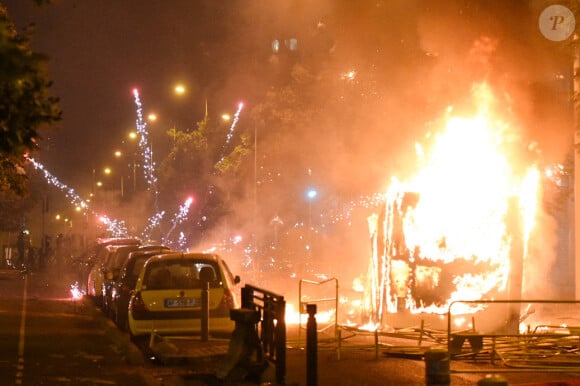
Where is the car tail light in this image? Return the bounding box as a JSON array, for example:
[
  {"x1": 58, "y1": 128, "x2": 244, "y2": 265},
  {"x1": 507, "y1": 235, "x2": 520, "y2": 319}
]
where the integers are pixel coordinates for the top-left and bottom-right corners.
[
  {"x1": 129, "y1": 291, "x2": 148, "y2": 312},
  {"x1": 216, "y1": 288, "x2": 236, "y2": 314}
]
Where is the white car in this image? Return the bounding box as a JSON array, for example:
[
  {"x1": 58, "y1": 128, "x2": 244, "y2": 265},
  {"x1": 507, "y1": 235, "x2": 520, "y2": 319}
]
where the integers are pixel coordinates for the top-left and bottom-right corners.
[
  {"x1": 86, "y1": 238, "x2": 141, "y2": 305},
  {"x1": 128, "y1": 252, "x2": 240, "y2": 337}
]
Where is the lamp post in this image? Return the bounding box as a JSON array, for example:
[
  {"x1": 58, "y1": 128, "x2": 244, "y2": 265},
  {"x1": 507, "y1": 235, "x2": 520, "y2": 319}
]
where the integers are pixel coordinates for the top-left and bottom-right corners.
[
  {"x1": 114, "y1": 150, "x2": 125, "y2": 199},
  {"x1": 253, "y1": 123, "x2": 258, "y2": 272},
  {"x1": 103, "y1": 166, "x2": 112, "y2": 193},
  {"x1": 306, "y1": 188, "x2": 318, "y2": 230},
  {"x1": 128, "y1": 131, "x2": 138, "y2": 192},
  {"x1": 306, "y1": 188, "x2": 317, "y2": 260}
]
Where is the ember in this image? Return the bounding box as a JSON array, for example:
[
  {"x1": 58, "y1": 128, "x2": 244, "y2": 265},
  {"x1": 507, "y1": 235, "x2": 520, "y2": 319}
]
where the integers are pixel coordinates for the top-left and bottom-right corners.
[{"x1": 70, "y1": 281, "x2": 85, "y2": 301}]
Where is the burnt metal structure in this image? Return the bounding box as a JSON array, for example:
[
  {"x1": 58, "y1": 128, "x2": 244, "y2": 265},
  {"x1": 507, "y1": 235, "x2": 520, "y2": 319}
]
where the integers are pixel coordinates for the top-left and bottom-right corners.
[
  {"x1": 447, "y1": 299, "x2": 580, "y2": 373},
  {"x1": 365, "y1": 192, "x2": 526, "y2": 326}
]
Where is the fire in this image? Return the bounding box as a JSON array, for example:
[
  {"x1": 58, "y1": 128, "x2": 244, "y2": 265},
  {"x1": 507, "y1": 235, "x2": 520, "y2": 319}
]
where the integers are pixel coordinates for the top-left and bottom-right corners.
[
  {"x1": 70, "y1": 281, "x2": 85, "y2": 300},
  {"x1": 284, "y1": 302, "x2": 336, "y2": 325},
  {"x1": 366, "y1": 83, "x2": 540, "y2": 321}
]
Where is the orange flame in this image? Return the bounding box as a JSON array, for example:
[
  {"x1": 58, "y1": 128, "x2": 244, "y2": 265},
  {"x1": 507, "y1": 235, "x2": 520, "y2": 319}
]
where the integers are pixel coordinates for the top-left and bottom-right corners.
[{"x1": 368, "y1": 83, "x2": 540, "y2": 318}]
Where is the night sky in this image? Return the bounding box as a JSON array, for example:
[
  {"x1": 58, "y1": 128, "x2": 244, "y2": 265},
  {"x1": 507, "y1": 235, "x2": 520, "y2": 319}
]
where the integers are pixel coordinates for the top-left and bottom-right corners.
[{"x1": 3, "y1": 1, "x2": 271, "y2": 187}]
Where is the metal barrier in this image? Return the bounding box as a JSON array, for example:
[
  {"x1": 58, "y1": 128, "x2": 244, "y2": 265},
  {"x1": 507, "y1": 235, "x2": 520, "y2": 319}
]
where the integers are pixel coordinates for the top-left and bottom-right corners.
[
  {"x1": 447, "y1": 299, "x2": 580, "y2": 373},
  {"x1": 298, "y1": 277, "x2": 339, "y2": 342},
  {"x1": 241, "y1": 284, "x2": 287, "y2": 385}
]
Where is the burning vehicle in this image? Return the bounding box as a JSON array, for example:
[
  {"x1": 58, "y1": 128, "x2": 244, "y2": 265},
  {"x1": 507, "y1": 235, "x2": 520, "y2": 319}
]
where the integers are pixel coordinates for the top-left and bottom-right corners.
[{"x1": 359, "y1": 83, "x2": 542, "y2": 332}]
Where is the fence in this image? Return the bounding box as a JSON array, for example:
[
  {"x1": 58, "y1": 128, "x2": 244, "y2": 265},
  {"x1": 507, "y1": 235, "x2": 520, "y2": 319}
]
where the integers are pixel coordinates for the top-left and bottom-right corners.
[
  {"x1": 447, "y1": 299, "x2": 580, "y2": 373},
  {"x1": 241, "y1": 284, "x2": 287, "y2": 384},
  {"x1": 298, "y1": 277, "x2": 339, "y2": 342}
]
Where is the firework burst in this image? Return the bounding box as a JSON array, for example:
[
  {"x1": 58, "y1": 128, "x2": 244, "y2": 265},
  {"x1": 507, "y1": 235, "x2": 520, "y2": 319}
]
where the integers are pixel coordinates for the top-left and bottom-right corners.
[
  {"x1": 132, "y1": 88, "x2": 158, "y2": 193},
  {"x1": 164, "y1": 197, "x2": 194, "y2": 244},
  {"x1": 27, "y1": 157, "x2": 89, "y2": 210}
]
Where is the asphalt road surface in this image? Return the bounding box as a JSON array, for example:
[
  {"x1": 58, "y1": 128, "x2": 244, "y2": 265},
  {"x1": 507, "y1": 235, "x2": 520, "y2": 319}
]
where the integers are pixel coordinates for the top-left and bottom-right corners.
[
  {"x1": 4, "y1": 266, "x2": 580, "y2": 386},
  {"x1": 0, "y1": 268, "x2": 154, "y2": 386}
]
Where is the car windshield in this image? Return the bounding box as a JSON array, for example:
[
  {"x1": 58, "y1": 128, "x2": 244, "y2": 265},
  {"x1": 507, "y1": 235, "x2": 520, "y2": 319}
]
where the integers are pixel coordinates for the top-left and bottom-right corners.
[
  {"x1": 129, "y1": 255, "x2": 152, "y2": 278},
  {"x1": 109, "y1": 247, "x2": 138, "y2": 269},
  {"x1": 144, "y1": 259, "x2": 222, "y2": 290}
]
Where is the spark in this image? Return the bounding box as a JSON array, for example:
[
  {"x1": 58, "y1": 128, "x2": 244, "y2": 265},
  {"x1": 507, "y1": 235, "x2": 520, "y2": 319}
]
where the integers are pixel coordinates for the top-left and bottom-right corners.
[
  {"x1": 28, "y1": 158, "x2": 132, "y2": 239},
  {"x1": 341, "y1": 69, "x2": 357, "y2": 81},
  {"x1": 99, "y1": 215, "x2": 129, "y2": 237},
  {"x1": 217, "y1": 102, "x2": 244, "y2": 167},
  {"x1": 27, "y1": 157, "x2": 89, "y2": 211},
  {"x1": 224, "y1": 102, "x2": 244, "y2": 146},
  {"x1": 70, "y1": 281, "x2": 85, "y2": 300},
  {"x1": 164, "y1": 197, "x2": 194, "y2": 244},
  {"x1": 177, "y1": 232, "x2": 187, "y2": 250},
  {"x1": 132, "y1": 88, "x2": 158, "y2": 192},
  {"x1": 141, "y1": 211, "x2": 165, "y2": 241}
]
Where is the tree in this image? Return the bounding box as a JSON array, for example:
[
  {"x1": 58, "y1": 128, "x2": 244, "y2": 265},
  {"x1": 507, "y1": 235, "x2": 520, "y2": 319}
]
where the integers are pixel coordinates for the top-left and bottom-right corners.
[
  {"x1": 156, "y1": 111, "x2": 251, "y2": 245},
  {"x1": 0, "y1": 3, "x2": 61, "y2": 196}
]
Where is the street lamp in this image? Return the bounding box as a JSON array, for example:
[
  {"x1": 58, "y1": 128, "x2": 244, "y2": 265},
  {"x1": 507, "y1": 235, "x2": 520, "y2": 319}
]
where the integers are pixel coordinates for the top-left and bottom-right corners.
[
  {"x1": 306, "y1": 188, "x2": 318, "y2": 230},
  {"x1": 174, "y1": 84, "x2": 186, "y2": 95},
  {"x1": 127, "y1": 131, "x2": 138, "y2": 191},
  {"x1": 113, "y1": 150, "x2": 127, "y2": 199},
  {"x1": 306, "y1": 188, "x2": 318, "y2": 259}
]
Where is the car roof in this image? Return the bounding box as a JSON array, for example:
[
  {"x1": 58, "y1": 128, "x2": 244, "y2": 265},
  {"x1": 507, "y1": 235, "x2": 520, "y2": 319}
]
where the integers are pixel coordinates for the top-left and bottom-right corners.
[
  {"x1": 105, "y1": 244, "x2": 124, "y2": 252},
  {"x1": 145, "y1": 252, "x2": 221, "y2": 264},
  {"x1": 114, "y1": 244, "x2": 142, "y2": 252},
  {"x1": 137, "y1": 244, "x2": 171, "y2": 252},
  {"x1": 127, "y1": 247, "x2": 172, "y2": 259},
  {"x1": 96, "y1": 237, "x2": 141, "y2": 246}
]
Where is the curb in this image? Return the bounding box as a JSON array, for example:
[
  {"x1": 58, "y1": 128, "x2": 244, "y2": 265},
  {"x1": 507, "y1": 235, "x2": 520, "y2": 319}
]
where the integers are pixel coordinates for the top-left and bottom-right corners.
[{"x1": 83, "y1": 297, "x2": 161, "y2": 386}]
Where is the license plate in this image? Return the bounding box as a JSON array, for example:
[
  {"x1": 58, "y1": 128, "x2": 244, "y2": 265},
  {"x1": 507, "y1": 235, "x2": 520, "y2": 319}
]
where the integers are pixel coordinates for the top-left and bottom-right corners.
[{"x1": 164, "y1": 297, "x2": 200, "y2": 308}]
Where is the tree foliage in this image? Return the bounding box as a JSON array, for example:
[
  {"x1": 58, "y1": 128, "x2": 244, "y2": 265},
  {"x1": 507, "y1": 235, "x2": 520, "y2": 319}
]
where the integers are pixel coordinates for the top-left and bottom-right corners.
[
  {"x1": 0, "y1": 4, "x2": 61, "y2": 196},
  {"x1": 157, "y1": 112, "x2": 251, "y2": 242}
]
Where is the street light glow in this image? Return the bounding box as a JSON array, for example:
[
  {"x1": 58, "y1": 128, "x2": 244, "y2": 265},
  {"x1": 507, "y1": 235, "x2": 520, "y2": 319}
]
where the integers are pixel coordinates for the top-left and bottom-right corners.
[
  {"x1": 307, "y1": 189, "x2": 318, "y2": 200},
  {"x1": 103, "y1": 167, "x2": 111, "y2": 175},
  {"x1": 174, "y1": 84, "x2": 186, "y2": 95},
  {"x1": 114, "y1": 150, "x2": 122, "y2": 158},
  {"x1": 147, "y1": 113, "x2": 157, "y2": 122}
]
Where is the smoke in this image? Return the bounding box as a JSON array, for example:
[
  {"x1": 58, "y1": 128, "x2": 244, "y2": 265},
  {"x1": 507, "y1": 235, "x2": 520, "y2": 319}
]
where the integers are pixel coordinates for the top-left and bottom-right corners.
[
  {"x1": 189, "y1": 1, "x2": 574, "y2": 299},
  {"x1": 8, "y1": 1, "x2": 573, "y2": 300}
]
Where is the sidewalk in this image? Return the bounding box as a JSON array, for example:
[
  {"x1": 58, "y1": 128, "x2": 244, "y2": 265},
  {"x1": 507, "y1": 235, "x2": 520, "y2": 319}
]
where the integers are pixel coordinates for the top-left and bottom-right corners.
[{"x1": 135, "y1": 324, "x2": 580, "y2": 386}]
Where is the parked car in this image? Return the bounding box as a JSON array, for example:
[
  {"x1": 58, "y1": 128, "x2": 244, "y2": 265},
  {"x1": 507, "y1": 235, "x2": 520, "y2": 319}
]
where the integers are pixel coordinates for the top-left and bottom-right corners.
[
  {"x1": 110, "y1": 246, "x2": 172, "y2": 330},
  {"x1": 101, "y1": 244, "x2": 145, "y2": 316},
  {"x1": 128, "y1": 252, "x2": 241, "y2": 337},
  {"x1": 86, "y1": 237, "x2": 141, "y2": 305}
]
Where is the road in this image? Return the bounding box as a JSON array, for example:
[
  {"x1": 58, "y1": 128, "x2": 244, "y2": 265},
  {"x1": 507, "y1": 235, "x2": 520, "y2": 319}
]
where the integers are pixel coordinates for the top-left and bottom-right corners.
[
  {"x1": 4, "y1": 266, "x2": 580, "y2": 386},
  {"x1": 0, "y1": 268, "x2": 153, "y2": 386}
]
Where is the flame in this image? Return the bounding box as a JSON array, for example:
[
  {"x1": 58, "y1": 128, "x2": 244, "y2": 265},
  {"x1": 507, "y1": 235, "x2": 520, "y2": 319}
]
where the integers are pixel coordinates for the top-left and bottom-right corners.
[
  {"x1": 284, "y1": 302, "x2": 336, "y2": 325},
  {"x1": 368, "y1": 83, "x2": 540, "y2": 318}
]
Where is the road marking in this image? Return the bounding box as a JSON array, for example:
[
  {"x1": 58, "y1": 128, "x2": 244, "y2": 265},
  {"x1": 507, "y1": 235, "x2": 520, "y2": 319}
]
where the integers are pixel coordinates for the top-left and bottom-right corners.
[{"x1": 15, "y1": 273, "x2": 28, "y2": 385}]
